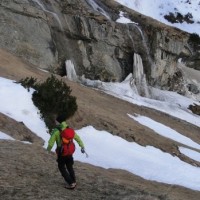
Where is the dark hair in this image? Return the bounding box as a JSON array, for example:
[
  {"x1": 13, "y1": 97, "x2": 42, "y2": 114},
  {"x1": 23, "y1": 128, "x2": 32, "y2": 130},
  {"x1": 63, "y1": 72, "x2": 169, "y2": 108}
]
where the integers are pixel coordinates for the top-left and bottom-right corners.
[{"x1": 56, "y1": 114, "x2": 66, "y2": 123}]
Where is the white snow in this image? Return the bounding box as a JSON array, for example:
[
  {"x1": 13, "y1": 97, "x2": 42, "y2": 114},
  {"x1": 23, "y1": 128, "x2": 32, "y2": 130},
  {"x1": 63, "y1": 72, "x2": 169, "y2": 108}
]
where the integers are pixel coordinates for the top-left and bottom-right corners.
[
  {"x1": 128, "y1": 114, "x2": 200, "y2": 150},
  {"x1": 115, "y1": 0, "x2": 200, "y2": 35},
  {"x1": 0, "y1": 0, "x2": 200, "y2": 191},
  {"x1": 1, "y1": 76, "x2": 200, "y2": 191},
  {"x1": 0, "y1": 131, "x2": 15, "y2": 140},
  {"x1": 1, "y1": 0, "x2": 200, "y2": 192},
  {"x1": 0, "y1": 77, "x2": 49, "y2": 147},
  {"x1": 116, "y1": 11, "x2": 135, "y2": 23},
  {"x1": 179, "y1": 147, "x2": 200, "y2": 162}
]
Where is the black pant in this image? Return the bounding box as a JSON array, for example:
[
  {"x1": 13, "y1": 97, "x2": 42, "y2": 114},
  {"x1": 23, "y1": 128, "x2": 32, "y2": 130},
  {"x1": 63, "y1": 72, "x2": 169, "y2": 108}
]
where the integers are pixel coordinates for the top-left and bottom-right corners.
[{"x1": 57, "y1": 155, "x2": 76, "y2": 185}]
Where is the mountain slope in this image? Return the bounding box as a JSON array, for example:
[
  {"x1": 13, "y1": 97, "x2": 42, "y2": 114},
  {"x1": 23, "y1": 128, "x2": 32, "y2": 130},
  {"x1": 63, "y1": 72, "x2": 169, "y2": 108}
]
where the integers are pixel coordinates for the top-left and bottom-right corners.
[
  {"x1": 2, "y1": 140, "x2": 200, "y2": 200},
  {"x1": 1, "y1": 49, "x2": 200, "y2": 199}
]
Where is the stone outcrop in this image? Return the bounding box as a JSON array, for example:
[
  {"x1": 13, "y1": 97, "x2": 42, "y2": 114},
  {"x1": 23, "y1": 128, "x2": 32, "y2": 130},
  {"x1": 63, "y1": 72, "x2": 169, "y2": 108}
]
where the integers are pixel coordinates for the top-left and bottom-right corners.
[
  {"x1": 184, "y1": 53, "x2": 200, "y2": 71},
  {"x1": 97, "y1": 0, "x2": 193, "y2": 89},
  {"x1": 0, "y1": 0, "x2": 199, "y2": 93},
  {"x1": 0, "y1": 113, "x2": 44, "y2": 145},
  {"x1": 0, "y1": 0, "x2": 58, "y2": 70},
  {"x1": 188, "y1": 104, "x2": 200, "y2": 115},
  {"x1": 182, "y1": 33, "x2": 200, "y2": 71}
]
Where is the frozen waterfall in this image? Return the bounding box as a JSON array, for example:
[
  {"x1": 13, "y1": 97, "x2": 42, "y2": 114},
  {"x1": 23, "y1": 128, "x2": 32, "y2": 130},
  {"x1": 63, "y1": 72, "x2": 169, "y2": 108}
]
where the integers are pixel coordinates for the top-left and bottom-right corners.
[
  {"x1": 131, "y1": 53, "x2": 150, "y2": 97},
  {"x1": 86, "y1": 0, "x2": 110, "y2": 19},
  {"x1": 32, "y1": 0, "x2": 63, "y2": 30},
  {"x1": 65, "y1": 60, "x2": 78, "y2": 81}
]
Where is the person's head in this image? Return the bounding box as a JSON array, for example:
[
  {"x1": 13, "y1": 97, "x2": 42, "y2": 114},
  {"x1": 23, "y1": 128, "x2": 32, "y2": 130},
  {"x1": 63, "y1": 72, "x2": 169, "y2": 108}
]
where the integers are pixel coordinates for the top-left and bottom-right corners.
[{"x1": 55, "y1": 114, "x2": 66, "y2": 124}]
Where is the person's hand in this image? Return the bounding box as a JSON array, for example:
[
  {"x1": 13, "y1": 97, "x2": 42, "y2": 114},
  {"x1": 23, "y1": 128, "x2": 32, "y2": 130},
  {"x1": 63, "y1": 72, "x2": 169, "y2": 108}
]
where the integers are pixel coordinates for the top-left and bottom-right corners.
[
  {"x1": 81, "y1": 147, "x2": 85, "y2": 154},
  {"x1": 47, "y1": 150, "x2": 55, "y2": 156}
]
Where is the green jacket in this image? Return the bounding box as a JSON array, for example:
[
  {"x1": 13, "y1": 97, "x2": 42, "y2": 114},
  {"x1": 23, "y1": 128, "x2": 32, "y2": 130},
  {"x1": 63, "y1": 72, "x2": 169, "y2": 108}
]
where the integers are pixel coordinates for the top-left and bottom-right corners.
[{"x1": 47, "y1": 121, "x2": 84, "y2": 151}]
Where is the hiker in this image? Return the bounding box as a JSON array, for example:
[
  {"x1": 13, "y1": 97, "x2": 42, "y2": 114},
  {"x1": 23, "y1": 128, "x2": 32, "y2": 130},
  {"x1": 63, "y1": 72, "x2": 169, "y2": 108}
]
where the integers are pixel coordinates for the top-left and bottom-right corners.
[{"x1": 47, "y1": 115, "x2": 85, "y2": 189}]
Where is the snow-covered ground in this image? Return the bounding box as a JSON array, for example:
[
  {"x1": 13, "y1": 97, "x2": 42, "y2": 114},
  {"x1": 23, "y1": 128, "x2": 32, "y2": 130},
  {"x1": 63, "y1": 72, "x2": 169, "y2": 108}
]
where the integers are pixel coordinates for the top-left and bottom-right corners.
[
  {"x1": 115, "y1": 0, "x2": 200, "y2": 35},
  {"x1": 1, "y1": 76, "x2": 200, "y2": 191},
  {"x1": 1, "y1": 0, "x2": 200, "y2": 192}
]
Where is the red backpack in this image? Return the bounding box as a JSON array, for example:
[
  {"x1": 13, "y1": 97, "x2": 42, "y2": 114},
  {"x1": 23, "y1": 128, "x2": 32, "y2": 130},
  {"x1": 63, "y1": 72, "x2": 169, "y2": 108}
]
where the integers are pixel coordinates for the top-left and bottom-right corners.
[{"x1": 60, "y1": 128, "x2": 75, "y2": 156}]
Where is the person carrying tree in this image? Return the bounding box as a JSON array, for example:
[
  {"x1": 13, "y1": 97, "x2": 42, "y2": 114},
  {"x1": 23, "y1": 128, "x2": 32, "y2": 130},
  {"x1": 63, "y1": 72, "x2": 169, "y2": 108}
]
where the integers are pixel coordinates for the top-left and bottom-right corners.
[{"x1": 47, "y1": 114, "x2": 85, "y2": 189}]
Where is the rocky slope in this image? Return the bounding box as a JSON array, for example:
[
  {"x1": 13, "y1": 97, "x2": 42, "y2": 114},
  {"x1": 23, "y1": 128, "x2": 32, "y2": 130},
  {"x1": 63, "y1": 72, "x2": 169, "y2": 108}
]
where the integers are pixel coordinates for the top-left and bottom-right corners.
[
  {"x1": 1, "y1": 0, "x2": 200, "y2": 199},
  {"x1": 0, "y1": 49, "x2": 200, "y2": 200},
  {"x1": 1, "y1": 140, "x2": 200, "y2": 200}
]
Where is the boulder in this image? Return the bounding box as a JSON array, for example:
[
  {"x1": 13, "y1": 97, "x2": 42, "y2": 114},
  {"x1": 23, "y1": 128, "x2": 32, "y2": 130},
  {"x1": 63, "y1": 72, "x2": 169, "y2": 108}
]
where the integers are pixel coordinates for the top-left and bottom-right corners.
[{"x1": 188, "y1": 104, "x2": 200, "y2": 115}]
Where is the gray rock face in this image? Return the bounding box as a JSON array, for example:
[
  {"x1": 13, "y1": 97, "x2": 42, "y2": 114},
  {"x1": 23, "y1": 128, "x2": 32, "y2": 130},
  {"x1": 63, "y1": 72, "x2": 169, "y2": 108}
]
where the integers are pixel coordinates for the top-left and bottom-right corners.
[
  {"x1": 183, "y1": 53, "x2": 200, "y2": 71},
  {"x1": 187, "y1": 83, "x2": 199, "y2": 94},
  {"x1": 0, "y1": 0, "x2": 58, "y2": 70},
  {"x1": 0, "y1": 0, "x2": 199, "y2": 92},
  {"x1": 148, "y1": 28, "x2": 191, "y2": 88}
]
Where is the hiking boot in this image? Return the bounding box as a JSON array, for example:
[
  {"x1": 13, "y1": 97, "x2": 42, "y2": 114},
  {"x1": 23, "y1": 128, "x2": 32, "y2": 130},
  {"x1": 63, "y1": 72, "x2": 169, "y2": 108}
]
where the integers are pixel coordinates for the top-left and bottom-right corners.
[{"x1": 66, "y1": 182, "x2": 77, "y2": 190}]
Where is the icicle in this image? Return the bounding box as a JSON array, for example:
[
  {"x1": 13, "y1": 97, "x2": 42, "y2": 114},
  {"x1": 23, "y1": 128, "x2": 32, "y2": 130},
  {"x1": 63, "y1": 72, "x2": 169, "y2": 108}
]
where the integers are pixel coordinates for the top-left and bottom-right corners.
[
  {"x1": 65, "y1": 60, "x2": 78, "y2": 81},
  {"x1": 132, "y1": 53, "x2": 150, "y2": 97},
  {"x1": 126, "y1": 23, "x2": 151, "y2": 98}
]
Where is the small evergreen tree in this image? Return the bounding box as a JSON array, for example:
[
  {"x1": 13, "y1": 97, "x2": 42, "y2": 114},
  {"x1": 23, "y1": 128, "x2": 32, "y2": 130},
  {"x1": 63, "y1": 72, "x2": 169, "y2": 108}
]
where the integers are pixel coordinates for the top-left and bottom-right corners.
[
  {"x1": 189, "y1": 33, "x2": 200, "y2": 43},
  {"x1": 18, "y1": 75, "x2": 77, "y2": 131},
  {"x1": 188, "y1": 33, "x2": 200, "y2": 50},
  {"x1": 16, "y1": 77, "x2": 38, "y2": 91}
]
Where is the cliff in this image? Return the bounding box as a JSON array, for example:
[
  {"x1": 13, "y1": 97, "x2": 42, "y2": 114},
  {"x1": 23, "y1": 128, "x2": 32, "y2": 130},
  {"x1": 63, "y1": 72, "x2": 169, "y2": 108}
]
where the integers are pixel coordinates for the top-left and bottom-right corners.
[{"x1": 1, "y1": 0, "x2": 199, "y2": 95}]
